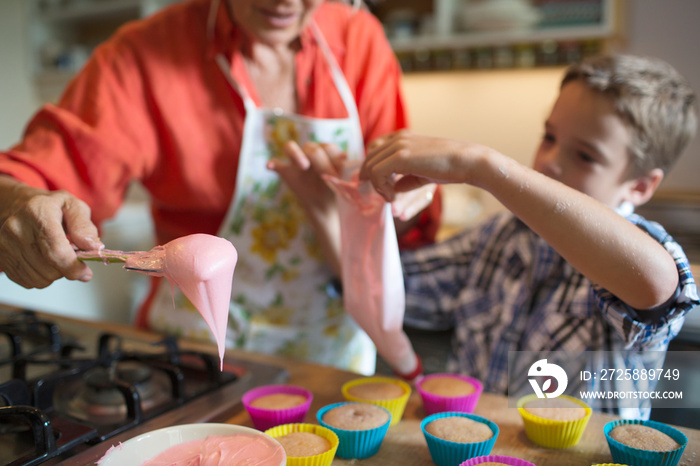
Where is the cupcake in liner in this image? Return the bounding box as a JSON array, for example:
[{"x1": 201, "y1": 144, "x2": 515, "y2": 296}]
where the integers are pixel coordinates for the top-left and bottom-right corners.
[
  {"x1": 317, "y1": 402, "x2": 392, "y2": 459},
  {"x1": 517, "y1": 394, "x2": 591, "y2": 448},
  {"x1": 591, "y1": 464, "x2": 630, "y2": 466},
  {"x1": 341, "y1": 376, "x2": 411, "y2": 426},
  {"x1": 242, "y1": 384, "x2": 313, "y2": 431},
  {"x1": 604, "y1": 419, "x2": 687, "y2": 466},
  {"x1": 460, "y1": 455, "x2": 536, "y2": 466},
  {"x1": 416, "y1": 373, "x2": 483, "y2": 415},
  {"x1": 264, "y1": 423, "x2": 339, "y2": 466},
  {"x1": 421, "y1": 412, "x2": 499, "y2": 466}
]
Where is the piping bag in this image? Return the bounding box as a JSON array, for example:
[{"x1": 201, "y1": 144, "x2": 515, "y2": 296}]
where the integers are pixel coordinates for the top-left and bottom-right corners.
[{"x1": 324, "y1": 162, "x2": 422, "y2": 380}]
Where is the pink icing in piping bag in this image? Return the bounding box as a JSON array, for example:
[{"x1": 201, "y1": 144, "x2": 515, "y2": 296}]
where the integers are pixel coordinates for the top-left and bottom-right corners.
[{"x1": 78, "y1": 234, "x2": 237, "y2": 369}]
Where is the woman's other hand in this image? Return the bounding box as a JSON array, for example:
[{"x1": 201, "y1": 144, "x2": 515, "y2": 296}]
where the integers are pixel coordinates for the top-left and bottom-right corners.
[
  {"x1": 0, "y1": 176, "x2": 103, "y2": 289},
  {"x1": 268, "y1": 141, "x2": 345, "y2": 276}
]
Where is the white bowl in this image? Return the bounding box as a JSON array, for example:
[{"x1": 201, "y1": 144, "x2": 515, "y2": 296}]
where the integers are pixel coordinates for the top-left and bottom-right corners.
[{"x1": 98, "y1": 423, "x2": 286, "y2": 465}]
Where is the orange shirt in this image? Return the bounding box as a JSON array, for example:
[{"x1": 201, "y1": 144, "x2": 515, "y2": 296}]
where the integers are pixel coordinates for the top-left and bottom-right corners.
[{"x1": 0, "y1": 0, "x2": 438, "y2": 247}]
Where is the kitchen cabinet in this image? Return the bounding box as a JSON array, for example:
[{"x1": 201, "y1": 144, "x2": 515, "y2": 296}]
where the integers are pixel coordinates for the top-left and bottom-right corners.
[
  {"x1": 27, "y1": 0, "x2": 182, "y2": 101},
  {"x1": 369, "y1": 0, "x2": 623, "y2": 72}
]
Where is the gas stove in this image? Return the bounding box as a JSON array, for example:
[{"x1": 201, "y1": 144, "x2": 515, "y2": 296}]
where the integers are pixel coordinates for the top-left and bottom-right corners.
[{"x1": 0, "y1": 306, "x2": 287, "y2": 465}]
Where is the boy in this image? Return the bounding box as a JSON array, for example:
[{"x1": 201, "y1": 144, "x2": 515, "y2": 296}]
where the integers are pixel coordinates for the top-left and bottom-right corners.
[{"x1": 275, "y1": 54, "x2": 698, "y2": 418}]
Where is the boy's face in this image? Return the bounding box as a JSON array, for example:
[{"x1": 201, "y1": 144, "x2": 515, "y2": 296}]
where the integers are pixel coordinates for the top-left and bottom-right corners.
[{"x1": 533, "y1": 81, "x2": 642, "y2": 209}]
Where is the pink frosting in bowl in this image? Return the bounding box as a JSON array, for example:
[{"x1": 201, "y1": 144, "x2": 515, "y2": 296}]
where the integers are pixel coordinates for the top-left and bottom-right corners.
[{"x1": 98, "y1": 423, "x2": 285, "y2": 466}]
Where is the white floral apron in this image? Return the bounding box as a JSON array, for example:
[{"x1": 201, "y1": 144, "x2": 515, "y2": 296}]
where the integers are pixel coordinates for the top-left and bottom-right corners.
[{"x1": 146, "y1": 21, "x2": 376, "y2": 375}]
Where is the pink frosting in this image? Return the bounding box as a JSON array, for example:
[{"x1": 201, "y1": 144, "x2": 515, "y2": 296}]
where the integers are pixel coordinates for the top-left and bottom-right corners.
[
  {"x1": 125, "y1": 234, "x2": 238, "y2": 369},
  {"x1": 139, "y1": 434, "x2": 285, "y2": 466}
]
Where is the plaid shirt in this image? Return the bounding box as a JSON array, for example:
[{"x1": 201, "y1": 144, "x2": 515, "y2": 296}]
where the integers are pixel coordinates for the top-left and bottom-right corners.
[{"x1": 402, "y1": 212, "x2": 699, "y2": 419}]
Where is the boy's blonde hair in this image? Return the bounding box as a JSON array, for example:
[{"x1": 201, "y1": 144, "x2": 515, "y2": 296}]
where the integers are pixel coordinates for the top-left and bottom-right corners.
[{"x1": 562, "y1": 54, "x2": 697, "y2": 175}]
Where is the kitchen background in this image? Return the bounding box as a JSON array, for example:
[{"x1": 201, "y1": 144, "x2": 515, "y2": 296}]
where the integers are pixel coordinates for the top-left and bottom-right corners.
[{"x1": 0, "y1": 0, "x2": 698, "y2": 426}]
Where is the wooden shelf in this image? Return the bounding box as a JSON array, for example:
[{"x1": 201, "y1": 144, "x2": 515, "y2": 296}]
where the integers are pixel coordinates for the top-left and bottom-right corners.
[
  {"x1": 390, "y1": 23, "x2": 615, "y2": 52},
  {"x1": 36, "y1": 0, "x2": 143, "y2": 23}
]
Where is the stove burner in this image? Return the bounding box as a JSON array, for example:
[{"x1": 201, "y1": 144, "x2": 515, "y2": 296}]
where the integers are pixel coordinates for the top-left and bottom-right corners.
[
  {"x1": 57, "y1": 362, "x2": 170, "y2": 423},
  {"x1": 0, "y1": 307, "x2": 287, "y2": 466}
]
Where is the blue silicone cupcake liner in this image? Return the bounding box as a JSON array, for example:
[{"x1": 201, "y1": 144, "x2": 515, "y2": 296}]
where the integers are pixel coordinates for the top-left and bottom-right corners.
[
  {"x1": 604, "y1": 419, "x2": 687, "y2": 466},
  {"x1": 460, "y1": 455, "x2": 536, "y2": 466},
  {"x1": 421, "y1": 412, "x2": 499, "y2": 466},
  {"x1": 317, "y1": 402, "x2": 392, "y2": 459}
]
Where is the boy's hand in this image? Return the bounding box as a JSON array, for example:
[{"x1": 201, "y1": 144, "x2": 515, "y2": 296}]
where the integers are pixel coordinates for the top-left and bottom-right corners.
[
  {"x1": 390, "y1": 182, "x2": 437, "y2": 221},
  {"x1": 361, "y1": 130, "x2": 487, "y2": 201}
]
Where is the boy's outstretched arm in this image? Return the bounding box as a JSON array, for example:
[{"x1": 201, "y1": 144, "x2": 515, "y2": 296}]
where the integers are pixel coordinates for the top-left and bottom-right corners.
[{"x1": 361, "y1": 131, "x2": 679, "y2": 311}]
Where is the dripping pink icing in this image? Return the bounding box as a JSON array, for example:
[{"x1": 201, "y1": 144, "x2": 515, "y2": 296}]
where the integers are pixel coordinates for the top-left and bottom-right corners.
[
  {"x1": 125, "y1": 234, "x2": 237, "y2": 369},
  {"x1": 137, "y1": 434, "x2": 286, "y2": 466}
]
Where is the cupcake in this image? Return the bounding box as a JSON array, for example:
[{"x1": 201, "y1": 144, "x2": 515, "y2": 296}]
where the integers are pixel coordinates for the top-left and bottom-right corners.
[
  {"x1": 317, "y1": 402, "x2": 391, "y2": 459},
  {"x1": 342, "y1": 376, "x2": 411, "y2": 426},
  {"x1": 242, "y1": 384, "x2": 313, "y2": 431},
  {"x1": 265, "y1": 423, "x2": 339, "y2": 466},
  {"x1": 417, "y1": 373, "x2": 483, "y2": 415},
  {"x1": 459, "y1": 455, "x2": 537, "y2": 466},
  {"x1": 517, "y1": 394, "x2": 591, "y2": 448},
  {"x1": 604, "y1": 419, "x2": 687, "y2": 466},
  {"x1": 421, "y1": 412, "x2": 499, "y2": 466}
]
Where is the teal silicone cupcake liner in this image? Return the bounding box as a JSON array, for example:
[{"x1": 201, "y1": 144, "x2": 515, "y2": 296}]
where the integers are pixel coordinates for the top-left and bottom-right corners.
[
  {"x1": 460, "y1": 455, "x2": 536, "y2": 466},
  {"x1": 604, "y1": 419, "x2": 688, "y2": 466},
  {"x1": 421, "y1": 412, "x2": 499, "y2": 466},
  {"x1": 317, "y1": 402, "x2": 392, "y2": 459}
]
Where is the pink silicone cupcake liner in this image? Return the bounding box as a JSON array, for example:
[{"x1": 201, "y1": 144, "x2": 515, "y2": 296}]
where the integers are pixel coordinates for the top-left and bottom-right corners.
[
  {"x1": 242, "y1": 384, "x2": 313, "y2": 431},
  {"x1": 460, "y1": 454, "x2": 537, "y2": 466},
  {"x1": 417, "y1": 374, "x2": 483, "y2": 415}
]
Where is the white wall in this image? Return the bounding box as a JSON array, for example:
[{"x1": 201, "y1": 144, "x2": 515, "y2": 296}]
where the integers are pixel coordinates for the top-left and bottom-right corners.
[
  {"x1": 621, "y1": 0, "x2": 700, "y2": 193},
  {"x1": 0, "y1": 0, "x2": 40, "y2": 146},
  {"x1": 402, "y1": 1, "x2": 700, "y2": 195},
  {"x1": 402, "y1": 68, "x2": 564, "y2": 229},
  {"x1": 0, "y1": 0, "x2": 154, "y2": 323}
]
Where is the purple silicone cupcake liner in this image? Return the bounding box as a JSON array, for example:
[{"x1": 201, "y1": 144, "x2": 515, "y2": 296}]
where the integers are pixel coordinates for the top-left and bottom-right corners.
[
  {"x1": 242, "y1": 384, "x2": 313, "y2": 431},
  {"x1": 417, "y1": 374, "x2": 483, "y2": 415},
  {"x1": 460, "y1": 454, "x2": 537, "y2": 466}
]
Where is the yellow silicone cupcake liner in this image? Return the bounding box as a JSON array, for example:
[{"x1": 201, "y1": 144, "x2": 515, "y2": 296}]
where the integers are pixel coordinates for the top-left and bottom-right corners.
[
  {"x1": 264, "y1": 423, "x2": 339, "y2": 466},
  {"x1": 517, "y1": 394, "x2": 591, "y2": 448},
  {"x1": 341, "y1": 376, "x2": 411, "y2": 426}
]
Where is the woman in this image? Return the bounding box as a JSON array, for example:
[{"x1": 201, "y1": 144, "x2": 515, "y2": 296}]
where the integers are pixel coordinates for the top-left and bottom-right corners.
[{"x1": 0, "y1": 0, "x2": 439, "y2": 374}]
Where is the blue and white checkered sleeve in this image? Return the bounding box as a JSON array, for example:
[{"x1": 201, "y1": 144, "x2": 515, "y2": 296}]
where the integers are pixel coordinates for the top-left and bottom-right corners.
[{"x1": 592, "y1": 215, "x2": 699, "y2": 349}]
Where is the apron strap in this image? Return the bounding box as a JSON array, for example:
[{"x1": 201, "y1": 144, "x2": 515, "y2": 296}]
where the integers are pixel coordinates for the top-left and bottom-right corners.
[
  {"x1": 213, "y1": 19, "x2": 365, "y2": 157},
  {"x1": 215, "y1": 54, "x2": 257, "y2": 114},
  {"x1": 309, "y1": 21, "x2": 364, "y2": 158}
]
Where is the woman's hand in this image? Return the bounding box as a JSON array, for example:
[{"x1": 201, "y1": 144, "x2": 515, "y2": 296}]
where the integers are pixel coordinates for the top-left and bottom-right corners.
[
  {"x1": 268, "y1": 141, "x2": 345, "y2": 276},
  {"x1": 268, "y1": 141, "x2": 345, "y2": 217},
  {"x1": 0, "y1": 176, "x2": 103, "y2": 289}
]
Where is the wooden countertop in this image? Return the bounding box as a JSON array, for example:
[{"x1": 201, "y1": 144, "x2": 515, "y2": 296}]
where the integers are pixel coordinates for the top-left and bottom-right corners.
[
  {"x1": 5, "y1": 308, "x2": 698, "y2": 465},
  {"x1": 224, "y1": 350, "x2": 700, "y2": 466}
]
